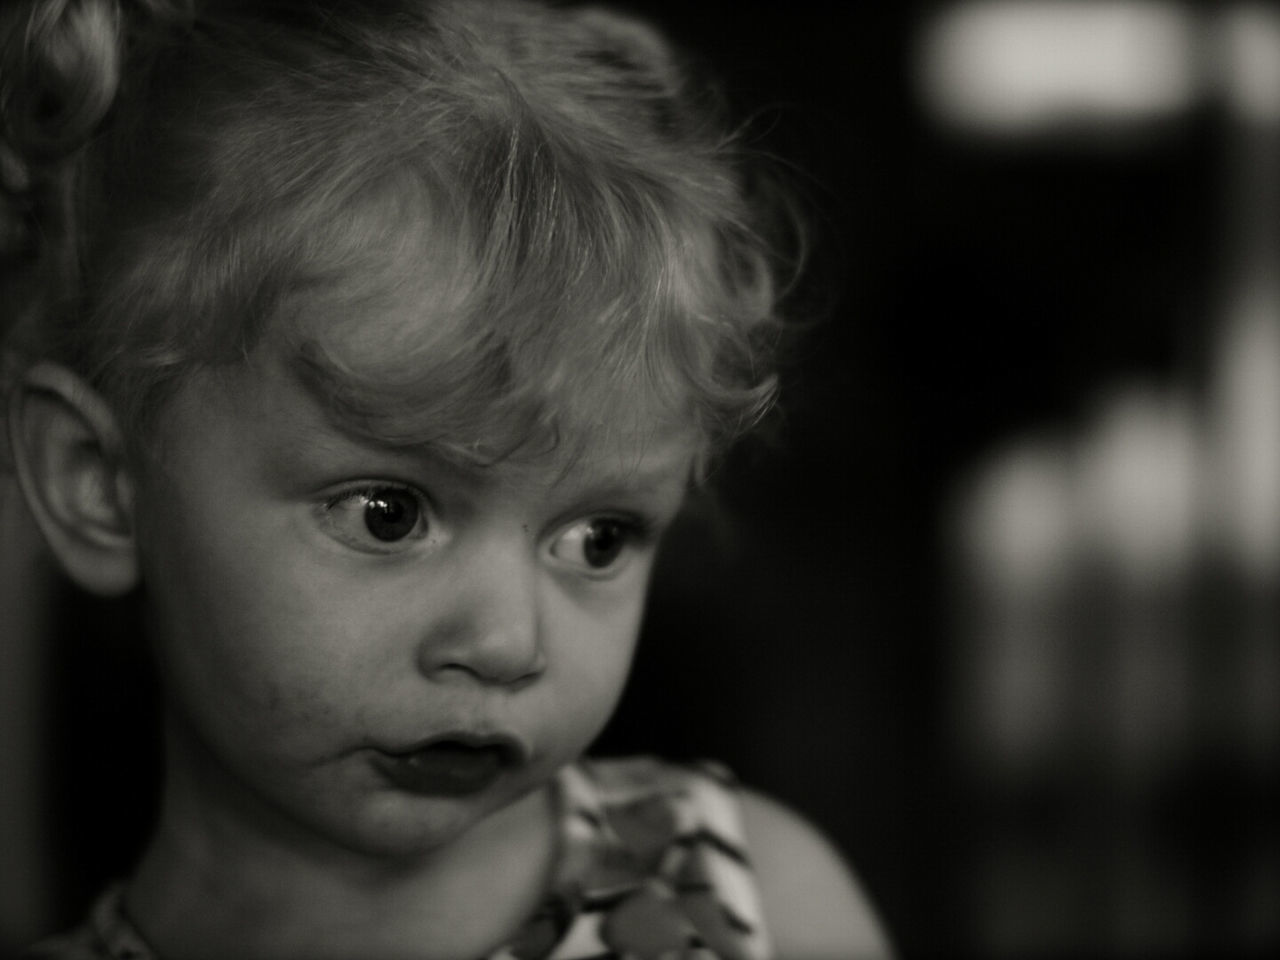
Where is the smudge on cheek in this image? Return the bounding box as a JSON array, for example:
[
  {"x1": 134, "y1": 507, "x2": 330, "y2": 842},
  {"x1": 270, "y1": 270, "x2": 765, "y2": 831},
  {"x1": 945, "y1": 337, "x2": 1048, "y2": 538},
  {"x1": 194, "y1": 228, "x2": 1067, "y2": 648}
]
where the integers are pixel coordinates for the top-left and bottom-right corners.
[{"x1": 256, "y1": 671, "x2": 348, "y2": 732}]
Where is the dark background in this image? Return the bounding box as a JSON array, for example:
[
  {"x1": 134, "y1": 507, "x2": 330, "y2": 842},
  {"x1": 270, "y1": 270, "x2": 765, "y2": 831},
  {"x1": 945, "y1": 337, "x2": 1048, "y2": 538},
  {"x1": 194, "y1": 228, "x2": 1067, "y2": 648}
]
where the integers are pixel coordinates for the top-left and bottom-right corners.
[
  {"x1": 602, "y1": 1, "x2": 1256, "y2": 958},
  {"x1": 14, "y1": 1, "x2": 1279, "y2": 957}
]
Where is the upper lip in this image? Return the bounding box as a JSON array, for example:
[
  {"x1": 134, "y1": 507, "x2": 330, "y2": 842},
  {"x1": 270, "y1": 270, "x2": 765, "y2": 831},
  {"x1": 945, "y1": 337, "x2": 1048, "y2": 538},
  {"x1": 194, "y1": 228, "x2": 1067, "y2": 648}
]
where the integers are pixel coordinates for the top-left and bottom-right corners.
[{"x1": 382, "y1": 730, "x2": 530, "y2": 764}]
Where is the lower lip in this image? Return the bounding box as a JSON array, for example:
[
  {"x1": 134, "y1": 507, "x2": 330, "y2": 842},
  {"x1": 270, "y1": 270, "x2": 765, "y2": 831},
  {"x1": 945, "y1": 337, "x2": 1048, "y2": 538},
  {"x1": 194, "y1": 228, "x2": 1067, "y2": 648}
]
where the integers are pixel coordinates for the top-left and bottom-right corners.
[{"x1": 372, "y1": 743, "x2": 509, "y2": 797}]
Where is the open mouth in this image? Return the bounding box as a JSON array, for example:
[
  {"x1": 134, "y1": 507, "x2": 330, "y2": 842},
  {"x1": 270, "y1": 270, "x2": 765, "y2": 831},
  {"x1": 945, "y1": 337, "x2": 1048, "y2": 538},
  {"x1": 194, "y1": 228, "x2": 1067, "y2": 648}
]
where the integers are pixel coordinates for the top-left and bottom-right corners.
[{"x1": 373, "y1": 735, "x2": 523, "y2": 797}]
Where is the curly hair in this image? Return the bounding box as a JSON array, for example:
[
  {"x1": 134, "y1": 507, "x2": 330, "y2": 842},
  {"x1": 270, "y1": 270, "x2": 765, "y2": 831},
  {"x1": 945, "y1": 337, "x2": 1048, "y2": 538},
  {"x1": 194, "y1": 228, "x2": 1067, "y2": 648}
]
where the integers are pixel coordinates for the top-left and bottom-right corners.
[{"x1": 1, "y1": 0, "x2": 800, "y2": 471}]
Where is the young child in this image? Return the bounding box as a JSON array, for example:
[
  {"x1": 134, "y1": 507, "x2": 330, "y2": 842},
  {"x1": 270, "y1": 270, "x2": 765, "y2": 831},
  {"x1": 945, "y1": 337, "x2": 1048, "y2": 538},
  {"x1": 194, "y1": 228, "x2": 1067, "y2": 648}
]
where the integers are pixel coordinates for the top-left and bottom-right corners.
[{"x1": 1, "y1": 1, "x2": 890, "y2": 957}]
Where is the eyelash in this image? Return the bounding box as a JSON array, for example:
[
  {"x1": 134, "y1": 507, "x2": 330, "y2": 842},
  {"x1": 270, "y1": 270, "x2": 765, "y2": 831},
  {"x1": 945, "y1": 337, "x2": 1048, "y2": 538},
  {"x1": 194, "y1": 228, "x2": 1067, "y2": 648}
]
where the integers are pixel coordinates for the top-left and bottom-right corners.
[
  {"x1": 550, "y1": 513, "x2": 659, "y2": 577},
  {"x1": 315, "y1": 483, "x2": 663, "y2": 572},
  {"x1": 318, "y1": 482, "x2": 432, "y2": 554}
]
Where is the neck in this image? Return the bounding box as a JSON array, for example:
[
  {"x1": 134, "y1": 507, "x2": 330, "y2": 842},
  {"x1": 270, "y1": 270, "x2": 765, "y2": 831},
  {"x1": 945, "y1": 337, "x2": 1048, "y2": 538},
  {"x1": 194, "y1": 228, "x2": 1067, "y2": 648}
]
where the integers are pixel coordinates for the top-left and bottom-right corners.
[{"x1": 126, "y1": 719, "x2": 557, "y2": 960}]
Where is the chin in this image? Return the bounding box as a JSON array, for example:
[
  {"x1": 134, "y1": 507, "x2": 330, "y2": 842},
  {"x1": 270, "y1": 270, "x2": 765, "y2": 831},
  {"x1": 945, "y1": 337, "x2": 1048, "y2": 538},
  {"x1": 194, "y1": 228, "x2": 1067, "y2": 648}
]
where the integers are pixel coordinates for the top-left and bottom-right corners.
[{"x1": 331, "y1": 780, "x2": 537, "y2": 861}]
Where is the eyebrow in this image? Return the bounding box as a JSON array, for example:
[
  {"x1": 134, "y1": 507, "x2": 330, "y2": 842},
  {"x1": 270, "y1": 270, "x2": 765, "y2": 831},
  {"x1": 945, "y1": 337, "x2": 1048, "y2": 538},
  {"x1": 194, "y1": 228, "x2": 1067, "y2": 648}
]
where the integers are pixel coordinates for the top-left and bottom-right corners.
[
  {"x1": 281, "y1": 339, "x2": 697, "y2": 493},
  {"x1": 273, "y1": 372, "x2": 694, "y2": 507}
]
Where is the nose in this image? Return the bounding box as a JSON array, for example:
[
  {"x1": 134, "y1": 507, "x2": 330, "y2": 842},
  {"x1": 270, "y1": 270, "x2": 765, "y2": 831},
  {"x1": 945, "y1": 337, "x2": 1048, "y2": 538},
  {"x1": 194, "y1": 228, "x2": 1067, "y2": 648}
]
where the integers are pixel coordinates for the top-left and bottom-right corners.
[{"x1": 416, "y1": 531, "x2": 546, "y2": 687}]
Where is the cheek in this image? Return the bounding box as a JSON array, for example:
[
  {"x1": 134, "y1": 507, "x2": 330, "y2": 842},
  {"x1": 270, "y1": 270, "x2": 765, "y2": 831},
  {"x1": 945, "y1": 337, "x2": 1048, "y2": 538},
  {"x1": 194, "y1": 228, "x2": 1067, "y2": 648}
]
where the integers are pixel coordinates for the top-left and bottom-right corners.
[
  {"x1": 548, "y1": 583, "x2": 647, "y2": 707},
  {"x1": 138, "y1": 494, "x2": 373, "y2": 735}
]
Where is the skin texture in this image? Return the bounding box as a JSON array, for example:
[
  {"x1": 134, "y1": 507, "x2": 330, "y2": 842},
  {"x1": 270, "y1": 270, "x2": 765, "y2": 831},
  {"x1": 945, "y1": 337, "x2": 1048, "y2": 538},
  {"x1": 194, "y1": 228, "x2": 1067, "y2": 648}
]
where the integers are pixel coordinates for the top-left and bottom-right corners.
[
  {"x1": 741, "y1": 790, "x2": 895, "y2": 959},
  {"x1": 113, "y1": 336, "x2": 697, "y2": 957},
  {"x1": 11, "y1": 335, "x2": 893, "y2": 958}
]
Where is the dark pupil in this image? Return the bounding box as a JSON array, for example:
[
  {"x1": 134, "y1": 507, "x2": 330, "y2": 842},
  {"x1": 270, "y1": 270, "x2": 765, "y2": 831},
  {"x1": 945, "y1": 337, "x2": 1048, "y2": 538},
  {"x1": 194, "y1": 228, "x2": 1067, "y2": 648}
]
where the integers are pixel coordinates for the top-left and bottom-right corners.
[
  {"x1": 363, "y1": 491, "x2": 419, "y2": 542},
  {"x1": 583, "y1": 519, "x2": 625, "y2": 568}
]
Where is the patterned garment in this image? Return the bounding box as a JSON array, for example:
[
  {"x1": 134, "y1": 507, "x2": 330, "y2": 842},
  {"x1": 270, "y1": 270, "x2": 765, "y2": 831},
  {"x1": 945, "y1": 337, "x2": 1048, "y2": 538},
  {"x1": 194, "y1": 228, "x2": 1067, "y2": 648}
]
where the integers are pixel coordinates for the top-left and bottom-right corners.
[{"x1": 27, "y1": 756, "x2": 774, "y2": 960}]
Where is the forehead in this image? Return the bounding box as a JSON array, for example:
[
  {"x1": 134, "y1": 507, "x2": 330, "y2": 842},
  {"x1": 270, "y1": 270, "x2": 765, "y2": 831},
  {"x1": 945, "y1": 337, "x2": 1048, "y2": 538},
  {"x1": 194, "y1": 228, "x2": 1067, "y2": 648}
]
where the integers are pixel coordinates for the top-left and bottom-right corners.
[
  {"x1": 165, "y1": 329, "x2": 700, "y2": 498},
  {"x1": 267, "y1": 270, "x2": 703, "y2": 474}
]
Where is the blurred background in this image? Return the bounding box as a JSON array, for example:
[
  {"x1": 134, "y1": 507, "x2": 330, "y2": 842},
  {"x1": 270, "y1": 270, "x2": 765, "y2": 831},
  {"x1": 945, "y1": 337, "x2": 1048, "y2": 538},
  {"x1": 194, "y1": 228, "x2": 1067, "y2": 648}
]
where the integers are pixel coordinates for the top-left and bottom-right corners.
[{"x1": 4, "y1": 0, "x2": 1280, "y2": 956}]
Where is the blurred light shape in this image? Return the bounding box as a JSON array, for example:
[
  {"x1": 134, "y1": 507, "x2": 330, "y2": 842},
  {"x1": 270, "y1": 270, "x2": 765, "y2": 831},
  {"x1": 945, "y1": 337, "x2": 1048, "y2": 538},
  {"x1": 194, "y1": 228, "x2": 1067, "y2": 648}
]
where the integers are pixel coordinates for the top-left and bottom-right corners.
[
  {"x1": 918, "y1": 1, "x2": 1197, "y2": 134},
  {"x1": 1107, "y1": 608, "x2": 1192, "y2": 779},
  {"x1": 973, "y1": 618, "x2": 1072, "y2": 772},
  {"x1": 1077, "y1": 387, "x2": 1198, "y2": 586},
  {"x1": 1209, "y1": 282, "x2": 1280, "y2": 581},
  {"x1": 952, "y1": 443, "x2": 1077, "y2": 773},
  {"x1": 957, "y1": 441, "x2": 1078, "y2": 594},
  {"x1": 1068, "y1": 389, "x2": 1196, "y2": 781},
  {"x1": 1215, "y1": 4, "x2": 1280, "y2": 122}
]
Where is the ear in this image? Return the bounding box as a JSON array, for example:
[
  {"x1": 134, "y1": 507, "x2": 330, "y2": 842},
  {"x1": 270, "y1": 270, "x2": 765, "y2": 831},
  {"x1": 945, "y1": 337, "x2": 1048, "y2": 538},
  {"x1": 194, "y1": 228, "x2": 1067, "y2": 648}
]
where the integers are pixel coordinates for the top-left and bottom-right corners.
[{"x1": 7, "y1": 362, "x2": 139, "y2": 596}]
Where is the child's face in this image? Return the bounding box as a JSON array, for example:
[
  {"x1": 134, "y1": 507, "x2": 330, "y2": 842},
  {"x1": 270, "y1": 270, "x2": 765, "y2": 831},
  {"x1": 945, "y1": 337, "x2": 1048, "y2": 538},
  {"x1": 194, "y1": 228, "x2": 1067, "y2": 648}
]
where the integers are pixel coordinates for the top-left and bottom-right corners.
[{"x1": 128, "y1": 330, "x2": 694, "y2": 860}]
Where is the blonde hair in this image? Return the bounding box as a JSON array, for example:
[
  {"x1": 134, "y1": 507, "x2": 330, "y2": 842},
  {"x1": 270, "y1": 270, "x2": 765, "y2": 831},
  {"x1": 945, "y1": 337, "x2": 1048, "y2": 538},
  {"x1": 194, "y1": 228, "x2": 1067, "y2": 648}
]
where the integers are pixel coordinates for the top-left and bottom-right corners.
[{"x1": 2, "y1": 0, "x2": 801, "y2": 469}]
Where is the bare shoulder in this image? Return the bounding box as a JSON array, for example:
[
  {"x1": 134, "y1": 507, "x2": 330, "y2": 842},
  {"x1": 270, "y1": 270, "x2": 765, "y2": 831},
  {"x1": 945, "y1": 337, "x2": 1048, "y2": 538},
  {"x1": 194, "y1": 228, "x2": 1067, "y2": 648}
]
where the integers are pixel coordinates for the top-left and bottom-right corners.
[{"x1": 738, "y1": 789, "x2": 894, "y2": 960}]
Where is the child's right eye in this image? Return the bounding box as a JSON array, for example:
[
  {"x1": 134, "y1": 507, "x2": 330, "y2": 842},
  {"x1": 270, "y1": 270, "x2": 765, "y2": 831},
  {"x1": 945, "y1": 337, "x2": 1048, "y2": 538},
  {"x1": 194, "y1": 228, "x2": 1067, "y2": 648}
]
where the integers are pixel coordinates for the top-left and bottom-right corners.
[{"x1": 318, "y1": 484, "x2": 431, "y2": 553}]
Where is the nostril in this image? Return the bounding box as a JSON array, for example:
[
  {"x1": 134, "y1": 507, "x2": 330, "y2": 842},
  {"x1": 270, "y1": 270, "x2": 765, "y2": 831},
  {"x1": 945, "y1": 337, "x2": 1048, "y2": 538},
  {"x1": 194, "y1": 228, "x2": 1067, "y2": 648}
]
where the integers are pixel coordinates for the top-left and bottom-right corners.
[
  {"x1": 418, "y1": 628, "x2": 546, "y2": 686},
  {"x1": 415, "y1": 555, "x2": 545, "y2": 682}
]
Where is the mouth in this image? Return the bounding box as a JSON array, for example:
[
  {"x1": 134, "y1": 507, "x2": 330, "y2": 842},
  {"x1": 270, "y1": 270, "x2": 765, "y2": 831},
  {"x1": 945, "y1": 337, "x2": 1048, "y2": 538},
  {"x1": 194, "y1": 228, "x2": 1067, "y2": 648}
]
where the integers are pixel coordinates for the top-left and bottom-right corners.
[{"x1": 372, "y1": 733, "x2": 526, "y2": 798}]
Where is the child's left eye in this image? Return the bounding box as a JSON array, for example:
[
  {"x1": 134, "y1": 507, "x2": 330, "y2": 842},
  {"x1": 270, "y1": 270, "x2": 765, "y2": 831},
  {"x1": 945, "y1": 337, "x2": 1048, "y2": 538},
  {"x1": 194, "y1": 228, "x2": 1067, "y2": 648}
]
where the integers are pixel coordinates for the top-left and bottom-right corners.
[
  {"x1": 318, "y1": 484, "x2": 431, "y2": 553},
  {"x1": 550, "y1": 517, "x2": 649, "y2": 574}
]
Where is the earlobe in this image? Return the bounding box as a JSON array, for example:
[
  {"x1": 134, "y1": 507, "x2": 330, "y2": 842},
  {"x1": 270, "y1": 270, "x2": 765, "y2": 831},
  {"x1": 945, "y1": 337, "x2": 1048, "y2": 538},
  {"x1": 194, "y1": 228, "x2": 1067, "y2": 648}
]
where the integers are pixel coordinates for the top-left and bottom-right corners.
[{"x1": 7, "y1": 362, "x2": 139, "y2": 596}]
